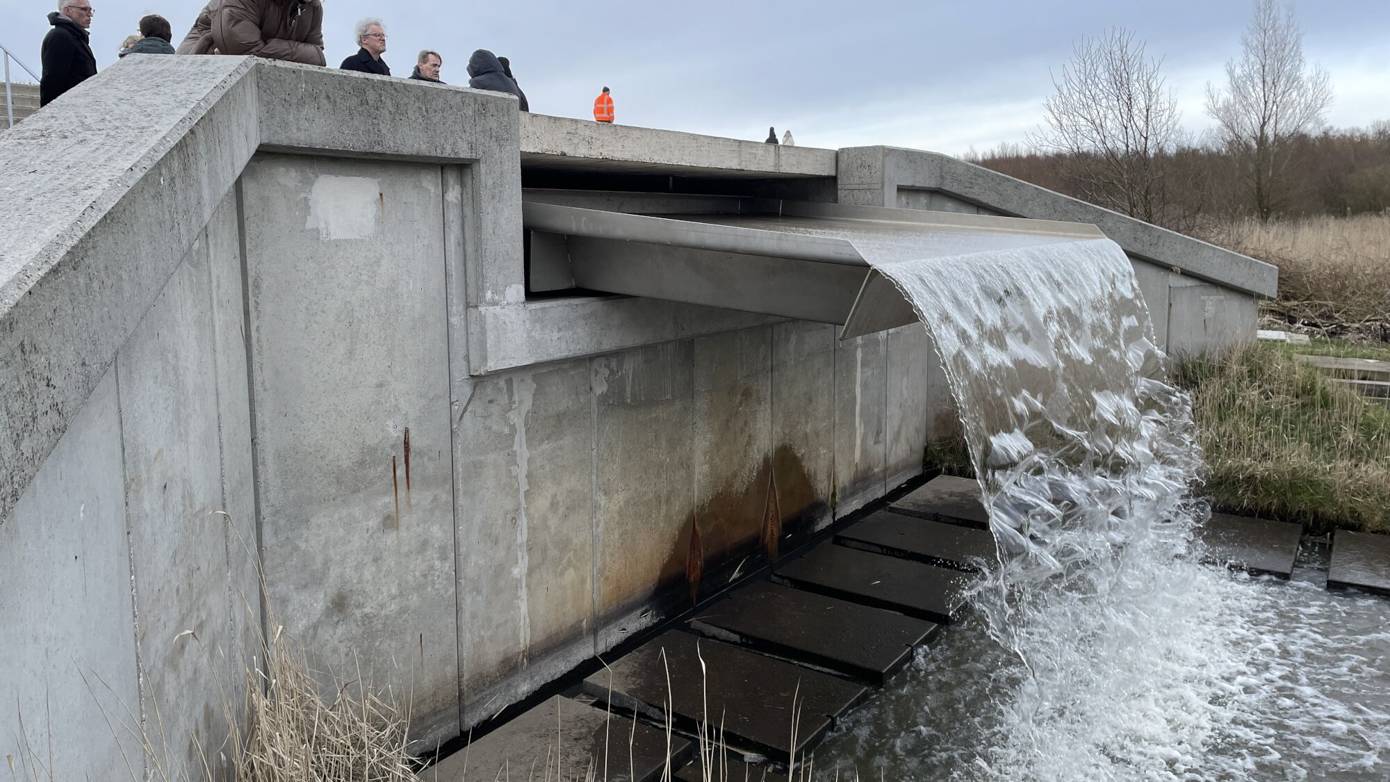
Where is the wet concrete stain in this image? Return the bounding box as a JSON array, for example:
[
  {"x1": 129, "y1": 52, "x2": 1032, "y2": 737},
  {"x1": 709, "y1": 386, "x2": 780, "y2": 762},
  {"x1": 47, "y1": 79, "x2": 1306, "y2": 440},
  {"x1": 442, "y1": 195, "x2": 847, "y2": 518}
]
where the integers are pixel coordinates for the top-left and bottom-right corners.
[
  {"x1": 403, "y1": 426, "x2": 412, "y2": 511},
  {"x1": 389, "y1": 455, "x2": 400, "y2": 530}
]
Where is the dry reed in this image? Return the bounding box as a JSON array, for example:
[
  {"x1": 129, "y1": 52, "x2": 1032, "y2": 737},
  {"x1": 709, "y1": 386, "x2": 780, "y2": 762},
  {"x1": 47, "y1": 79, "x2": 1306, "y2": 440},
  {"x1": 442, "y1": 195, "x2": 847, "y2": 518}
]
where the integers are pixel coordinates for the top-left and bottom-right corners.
[{"x1": 1198, "y1": 213, "x2": 1390, "y2": 340}]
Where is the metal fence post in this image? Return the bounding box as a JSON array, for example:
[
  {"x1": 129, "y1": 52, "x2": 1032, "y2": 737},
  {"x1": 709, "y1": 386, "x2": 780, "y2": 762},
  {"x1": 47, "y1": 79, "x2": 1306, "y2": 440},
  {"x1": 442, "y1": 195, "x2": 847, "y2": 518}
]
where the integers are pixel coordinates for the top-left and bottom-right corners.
[{"x1": 4, "y1": 55, "x2": 13, "y2": 130}]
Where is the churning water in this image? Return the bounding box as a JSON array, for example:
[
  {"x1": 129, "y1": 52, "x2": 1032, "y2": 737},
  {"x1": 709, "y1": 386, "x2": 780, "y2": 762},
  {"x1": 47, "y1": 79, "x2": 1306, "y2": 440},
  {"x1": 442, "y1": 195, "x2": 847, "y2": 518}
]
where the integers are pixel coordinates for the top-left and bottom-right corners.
[{"x1": 813, "y1": 234, "x2": 1390, "y2": 780}]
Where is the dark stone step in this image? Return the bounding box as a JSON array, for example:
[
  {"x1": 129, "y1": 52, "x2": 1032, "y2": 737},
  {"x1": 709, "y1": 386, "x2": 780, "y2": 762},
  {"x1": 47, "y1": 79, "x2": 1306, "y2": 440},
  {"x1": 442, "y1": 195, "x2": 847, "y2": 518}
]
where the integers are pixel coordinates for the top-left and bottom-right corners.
[
  {"x1": 889, "y1": 475, "x2": 989, "y2": 528},
  {"x1": 689, "y1": 580, "x2": 940, "y2": 685},
  {"x1": 773, "y1": 542, "x2": 970, "y2": 624},
  {"x1": 837, "y1": 509, "x2": 996, "y2": 572},
  {"x1": 581, "y1": 630, "x2": 867, "y2": 764},
  {"x1": 424, "y1": 695, "x2": 690, "y2": 782},
  {"x1": 1197, "y1": 513, "x2": 1302, "y2": 578},
  {"x1": 675, "y1": 754, "x2": 789, "y2": 782},
  {"x1": 1328, "y1": 530, "x2": 1390, "y2": 596}
]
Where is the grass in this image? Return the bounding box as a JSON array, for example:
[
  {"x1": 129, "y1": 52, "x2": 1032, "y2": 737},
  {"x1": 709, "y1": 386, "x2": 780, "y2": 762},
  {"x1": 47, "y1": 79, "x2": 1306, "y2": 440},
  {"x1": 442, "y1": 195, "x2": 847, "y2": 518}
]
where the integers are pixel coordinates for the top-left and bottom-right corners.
[
  {"x1": 1172, "y1": 343, "x2": 1390, "y2": 535},
  {"x1": 1197, "y1": 213, "x2": 1390, "y2": 341}
]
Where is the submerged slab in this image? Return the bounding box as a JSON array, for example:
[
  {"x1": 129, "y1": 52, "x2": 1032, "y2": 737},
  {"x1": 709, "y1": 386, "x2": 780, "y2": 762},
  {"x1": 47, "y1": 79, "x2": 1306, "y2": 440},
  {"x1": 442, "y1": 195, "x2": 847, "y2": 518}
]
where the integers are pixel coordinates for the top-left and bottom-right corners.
[
  {"x1": 1328, "y1": 531, "x2": 1390, "y2": 596},
  {"x1": 581, "y1": 630, "x2": 867, "y2": 763},
  {"x1": 689, "y1": 580, "x2": 939, "y2": 685},
  {"x1": 773, "y1": 542, "x2": 970, "y2": 623},
  {"x1": 837, "y1": 510, "x2": 996, "y2": 571},
  {"x1": 1197, "y1": 513, "x2": 1302, "y2": 578},
  {"x1": 424, "y1": 695, "x2": 689, "y2": 782},
  {"x1": 889, "y1": 475, "x2": 988, "y2": 528},
  {"x1": 675, "y1": 755, "x2": 789, "y2": 782}
]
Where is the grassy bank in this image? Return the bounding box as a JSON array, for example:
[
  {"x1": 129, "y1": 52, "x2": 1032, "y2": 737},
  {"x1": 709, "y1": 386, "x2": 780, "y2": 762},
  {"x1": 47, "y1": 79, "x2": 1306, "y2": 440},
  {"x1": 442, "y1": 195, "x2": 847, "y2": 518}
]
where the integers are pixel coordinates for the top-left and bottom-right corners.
[{"x1": 1172, "y1": 343, "x2": 1390, "y2": 534}]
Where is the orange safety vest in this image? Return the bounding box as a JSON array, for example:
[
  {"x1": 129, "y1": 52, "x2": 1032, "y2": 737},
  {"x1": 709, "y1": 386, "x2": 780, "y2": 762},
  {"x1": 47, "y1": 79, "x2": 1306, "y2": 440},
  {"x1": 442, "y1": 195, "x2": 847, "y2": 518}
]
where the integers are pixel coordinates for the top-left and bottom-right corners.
[{"x1": 593, "y1": 92, "x2": 615, "y2": 123}]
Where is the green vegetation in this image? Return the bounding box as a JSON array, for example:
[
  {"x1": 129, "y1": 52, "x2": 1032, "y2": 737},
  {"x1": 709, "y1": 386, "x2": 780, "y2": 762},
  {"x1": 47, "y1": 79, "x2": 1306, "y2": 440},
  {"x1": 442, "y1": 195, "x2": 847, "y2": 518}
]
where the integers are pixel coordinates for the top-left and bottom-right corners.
[{"x1": 1172, "y1": 344, "x2": 1390, "y2": 534}]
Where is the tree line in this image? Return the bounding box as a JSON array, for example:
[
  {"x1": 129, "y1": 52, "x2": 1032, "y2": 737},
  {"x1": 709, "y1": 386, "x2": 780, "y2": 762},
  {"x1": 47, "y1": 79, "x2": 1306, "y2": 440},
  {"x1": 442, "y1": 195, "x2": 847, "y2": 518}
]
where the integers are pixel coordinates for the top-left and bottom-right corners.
[{"x1": 964, "y1": 0, "x2": 1389, "y2": 231}]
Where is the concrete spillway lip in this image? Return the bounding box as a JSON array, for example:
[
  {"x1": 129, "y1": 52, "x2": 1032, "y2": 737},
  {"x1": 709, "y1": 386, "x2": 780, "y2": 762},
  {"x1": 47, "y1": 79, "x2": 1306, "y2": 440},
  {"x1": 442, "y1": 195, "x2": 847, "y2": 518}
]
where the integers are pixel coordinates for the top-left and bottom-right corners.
[
  {"x1": 773, "y1": 541, "x2": 971, "y2": 624},
  {"x1": 1328, "y1": 530, "x2": 1390, "y2": 596},
  {"x1": 689, "y1": 580, "x2": 940, "y2": 686},
  {"x1": 837, "y1": 509, "x2": 997, "y2": 573},
  {"x1": 888, "y1": 475, "x2": 990, "y2": 529},
  {"x1": 422, "y1": 695, "x2": 691, "y2": 782},
  {"x1": 581, "y1": 630, "x2": 867, "y2": 764},
  {"x1": 1196, "y1": 513, "x2": 1302, "y2": 579}
]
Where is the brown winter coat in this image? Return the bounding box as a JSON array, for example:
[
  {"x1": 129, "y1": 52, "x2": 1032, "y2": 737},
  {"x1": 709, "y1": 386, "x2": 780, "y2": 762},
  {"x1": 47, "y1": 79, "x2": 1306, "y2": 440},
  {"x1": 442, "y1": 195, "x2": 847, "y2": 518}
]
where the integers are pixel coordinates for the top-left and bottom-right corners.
[{"x1": 176, "y1": 0, "x2": 325, "y2": 66}]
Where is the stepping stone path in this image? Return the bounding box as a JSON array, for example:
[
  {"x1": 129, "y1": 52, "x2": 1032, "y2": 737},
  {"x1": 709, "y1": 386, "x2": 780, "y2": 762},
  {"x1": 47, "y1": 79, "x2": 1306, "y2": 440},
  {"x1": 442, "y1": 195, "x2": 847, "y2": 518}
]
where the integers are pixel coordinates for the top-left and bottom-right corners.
[
  {"x1": 423, "y1": 695, "x2": 690, "y2": 782},
  {"x1": 837, "y1": 509, "x2": 997, "y2": 572},
  {"x1": 774, "y1": 540, "x2": 970, "y2": 623},
  {"x1": 1197, "y1": 512, "x2": 1302, "y2": 578},
  {"x1": 889, "y1": 475, "x2": 988, "y2": 527},
  {"x1": 582, "y1": 630, "x2": 867, "y2": 763},
  {"x1": 690, "y1": 580, "x2": 940, "y2": 685},
  {"x1": 1328, "y1": 530, "x2": 1390, "y2": 595},
  {"x1": 674, "y1": 754, "x2": 789, "y2": 782}
]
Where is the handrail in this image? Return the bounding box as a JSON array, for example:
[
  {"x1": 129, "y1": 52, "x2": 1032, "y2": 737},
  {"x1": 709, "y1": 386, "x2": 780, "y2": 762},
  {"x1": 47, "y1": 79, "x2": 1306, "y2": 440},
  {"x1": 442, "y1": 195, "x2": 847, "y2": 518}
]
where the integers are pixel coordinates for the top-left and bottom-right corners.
[{"x1": 2, "y1": 44, "x2": 41, "y2": 130}]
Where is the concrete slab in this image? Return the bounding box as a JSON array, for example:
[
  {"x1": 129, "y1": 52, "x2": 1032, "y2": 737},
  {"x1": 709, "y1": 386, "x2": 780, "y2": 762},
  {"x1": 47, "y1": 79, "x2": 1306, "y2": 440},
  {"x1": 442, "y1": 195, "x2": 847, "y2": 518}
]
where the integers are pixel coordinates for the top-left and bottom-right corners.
[
  {"x1": 1328, "y1": 531, "x2": 1390, "y2": 596},
  {"x1": 889, "y1": 475, "x2": 988, "y2": 528},
  {"x1": 770, "y1": 322, "x2": 836, "y2": 535},
  {"x1": 689, "y1": 580, "x2": 939, "y2": 685},
  {"x1": 773, "y1": 542, "x2": 970, "y2": 624},
  {"x1": 1197, "y1": 513, "x2": 1302, "y2": 579},
  {"x1": 833, "y1": 331, "x2": 887, "y2": 516},
  {"x1": 1167, "y1": 278, "x2": 1258, "y2": 357},
  {"x1": 675, "y1": 755, "x2": 789, "y2": 782},
  {"x1": 885, "y1": 325, "x2": 930, "y2": 490},
  {"x1": 582, "y1": 630, "x2": 867, "y2": 763},
  {"x1": 837, "y1": 510, "x2": 996, "y2": 572},
  {"x1": 425, "y1": 696, "x2": 688, "y2": 782}
]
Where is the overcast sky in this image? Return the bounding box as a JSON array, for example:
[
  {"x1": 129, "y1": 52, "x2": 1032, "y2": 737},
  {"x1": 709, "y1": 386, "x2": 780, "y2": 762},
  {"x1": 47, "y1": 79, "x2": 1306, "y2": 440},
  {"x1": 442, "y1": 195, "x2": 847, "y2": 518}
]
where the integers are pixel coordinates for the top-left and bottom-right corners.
[{"x1": 2, "y1": 0, "x2": 1386, "y2": 153}]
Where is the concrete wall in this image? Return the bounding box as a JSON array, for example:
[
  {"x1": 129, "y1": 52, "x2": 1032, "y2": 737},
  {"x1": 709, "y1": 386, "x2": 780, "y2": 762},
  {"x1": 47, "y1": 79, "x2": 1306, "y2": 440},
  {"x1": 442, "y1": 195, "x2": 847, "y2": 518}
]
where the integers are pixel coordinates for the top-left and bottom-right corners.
[{"x1": 2, "y1": 57, "x2": 1273, "y2": 777}]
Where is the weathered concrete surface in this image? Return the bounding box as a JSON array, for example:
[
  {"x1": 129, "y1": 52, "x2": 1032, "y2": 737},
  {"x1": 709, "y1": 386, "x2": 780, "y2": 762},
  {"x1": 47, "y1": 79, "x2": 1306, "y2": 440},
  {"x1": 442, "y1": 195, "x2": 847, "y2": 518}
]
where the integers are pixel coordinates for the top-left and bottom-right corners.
[
  {"x1": 1328, "y1": 531, "x2": 1390, "y2": 596},
  {"x1": 1167, "y1": 278, "x2": 1259, "y2": 357},
  {"x1": 770, "y1": 322, "x2": 836, "y2": 533},
  {"x1": 454, "y1": 360, "x2": 596, "y2": 724},
  {"x1": 775, "y1": 542, "x2": 970, "y2": 623},
  {"x1": 690, "y1": 580, "x2": 938, "y2": 685},
  {"x1": 885, "y1": 325, "x2": 931, "y2": 489},
  {"x1": 891, "y1": 475, "x2": 989, "y2": 527},
  {"x1": 838, "y1": 510, "x2": 996, "y2": 572},
  {"x1": 0, "y1": 371, "x2": 143, "y2": 780},
  {"x1": 117, "y1": 225, "x2": 249, "y2": 773},
  {"x1": 833, "y1": 332, "x2": 888, "y2": 516},
  {"x1": 240, "y1": 153, "x2": 460, "y2": 742},
  {"x1": 1131, "y1": 259, "x2": 1172, "y2": 349},
  {"x1": 425, "y1": 695, "x2": 689, "y2": 782},
  {"x1": 582, "y1": 630, "x2": 867, "y2": 763},
  {"x1": 0, "y1": 55, "x2": 259, "y2": 526},
  {"x1": 522, "y1": 113, "x2": 837, "y2": 179},
  {"x1": 593, "y1": 343, "x2": 696, "y2": 648},
  {"x1": 1197, "y1": 513, "x2": 1302, "y2": 579},
  {"x1": 837, "y1": 146, "x2": 1277, "y2": 299}
]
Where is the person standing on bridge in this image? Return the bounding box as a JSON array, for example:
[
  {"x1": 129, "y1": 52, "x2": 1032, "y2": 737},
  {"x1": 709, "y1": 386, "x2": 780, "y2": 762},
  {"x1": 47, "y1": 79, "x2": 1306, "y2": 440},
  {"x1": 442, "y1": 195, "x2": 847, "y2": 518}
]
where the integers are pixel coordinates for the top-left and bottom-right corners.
[
  {"x1": 120, "y1": 15, "x2": 176, "y2": 56},
  {"x1": 593, "y1": 86, "x2": 614, "y2": 124},
  {"x1": 765, "y1": 127, "x2": 779, "y2": 144},
  {"x1": 40, "y1": 0, "x2": 97, "y2": 107},
  {"x1": 177, "y1": 0, "x2": 325, "y2": 66},
  {"x1": 340, "y1": 18, "x2": 390, "y2": 75},
  {"x1": 467, "y1": 49, "x2": 528, "y2": 111},
  {"x1": 410, "y1": 50, "x2": 444, "y2": 83}
]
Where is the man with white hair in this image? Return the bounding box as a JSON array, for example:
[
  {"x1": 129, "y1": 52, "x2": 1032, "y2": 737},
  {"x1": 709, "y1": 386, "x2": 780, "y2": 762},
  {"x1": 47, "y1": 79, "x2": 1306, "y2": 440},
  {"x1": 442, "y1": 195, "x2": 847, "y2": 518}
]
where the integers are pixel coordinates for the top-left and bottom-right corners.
[
  {"x1": 340, "y1": 18, "x2": 390, "y2": 76},
  {"x1": 40, "y1": 0, "x2": 97, "y2": 106}
]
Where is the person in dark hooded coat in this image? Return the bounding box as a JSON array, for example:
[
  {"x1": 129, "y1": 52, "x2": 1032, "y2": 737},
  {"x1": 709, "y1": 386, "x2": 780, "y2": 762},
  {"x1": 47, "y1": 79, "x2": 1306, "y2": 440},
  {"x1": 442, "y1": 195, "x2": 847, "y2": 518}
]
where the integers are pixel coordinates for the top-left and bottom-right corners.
[
  {"x1": 765, "y1": 127, "x2": 779, "y2": 144},
  {"x1": 467, "y1": 49, "x2": 527, "y2": 111},
  {"x1": 40, "y1": 1, "x2": 98, "y2": 106}
]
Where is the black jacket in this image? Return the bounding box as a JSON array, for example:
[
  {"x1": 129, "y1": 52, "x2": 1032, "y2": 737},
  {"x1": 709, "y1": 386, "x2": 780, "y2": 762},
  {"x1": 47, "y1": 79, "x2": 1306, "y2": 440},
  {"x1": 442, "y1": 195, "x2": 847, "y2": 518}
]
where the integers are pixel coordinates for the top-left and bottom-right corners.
[
  {"x1": 40, "y1": 12, "x2": 97, "y2": 106},
  {"x1": 467, "y1": 49, "x2": 527, "y2": 111},
  {"x1": 409, "y1": 66, "x2": 443, "y2": 84},
  {"x1": 340, "y1": 48, "x2": 390, "y2": 76}
]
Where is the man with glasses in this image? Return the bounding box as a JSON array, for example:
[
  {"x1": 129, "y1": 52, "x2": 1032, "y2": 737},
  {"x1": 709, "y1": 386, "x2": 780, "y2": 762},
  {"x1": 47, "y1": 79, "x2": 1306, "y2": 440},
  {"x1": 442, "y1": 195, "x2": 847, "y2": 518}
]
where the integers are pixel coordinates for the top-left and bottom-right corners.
[
  {"x1": 40, "y1": 0, "x2": 97, "y2": 106},
  {"x1": 340, "y1": 18, "x2": 390, "y2": 76}
]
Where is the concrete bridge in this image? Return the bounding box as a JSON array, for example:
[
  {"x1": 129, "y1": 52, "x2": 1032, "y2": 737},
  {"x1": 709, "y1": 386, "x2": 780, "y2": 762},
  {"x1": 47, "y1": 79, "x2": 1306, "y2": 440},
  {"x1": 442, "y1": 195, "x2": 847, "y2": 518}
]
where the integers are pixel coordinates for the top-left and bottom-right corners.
[{"x1": 0, "y1": 56, "x2": 1274, "y2": 777}]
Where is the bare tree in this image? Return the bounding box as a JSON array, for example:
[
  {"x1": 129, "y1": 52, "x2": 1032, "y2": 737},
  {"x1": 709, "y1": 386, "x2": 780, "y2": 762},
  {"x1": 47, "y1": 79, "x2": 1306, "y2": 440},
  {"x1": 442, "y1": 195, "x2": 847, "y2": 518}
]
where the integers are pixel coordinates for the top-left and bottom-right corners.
[
  {"x1": 1206, "y1": 0, "x2": 1333, "y2": 221},
  {"x1": 1029, "y1": 28, "x2": 1181, "y2": 225}
]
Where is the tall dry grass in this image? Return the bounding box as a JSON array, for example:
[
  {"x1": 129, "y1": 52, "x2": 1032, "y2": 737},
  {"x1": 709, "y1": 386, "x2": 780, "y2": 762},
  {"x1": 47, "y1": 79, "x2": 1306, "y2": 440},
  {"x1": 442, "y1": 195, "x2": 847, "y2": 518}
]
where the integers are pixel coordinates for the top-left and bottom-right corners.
[
  {"x1": 1198, "y1": 213, "x2": 1390, "y2": 340},
  {"x1": 1172, "y1": 343, "x2": 1390, "y2": 534}
]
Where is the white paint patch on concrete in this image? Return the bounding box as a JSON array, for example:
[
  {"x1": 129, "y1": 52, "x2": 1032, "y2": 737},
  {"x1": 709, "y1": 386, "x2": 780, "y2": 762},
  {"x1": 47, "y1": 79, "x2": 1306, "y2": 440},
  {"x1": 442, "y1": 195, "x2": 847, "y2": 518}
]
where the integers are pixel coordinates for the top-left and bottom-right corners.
[
  {"x1": 503, "y1": 284, "x2": 526, "y2": 304},
  {"x1": 305, "y1": 175, "x2": 382, "y2": 241}
]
